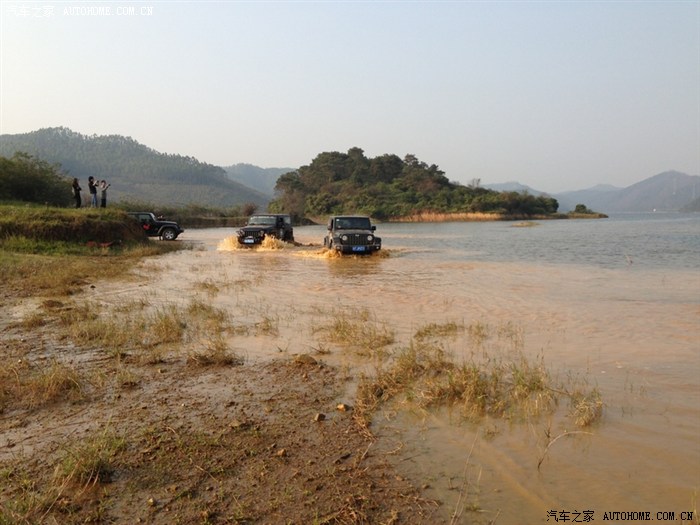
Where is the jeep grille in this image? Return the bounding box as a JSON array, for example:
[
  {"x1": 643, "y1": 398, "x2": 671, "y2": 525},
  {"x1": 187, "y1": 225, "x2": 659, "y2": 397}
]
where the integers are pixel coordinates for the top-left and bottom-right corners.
[
  {"x1": 243, "y1": 230, "x2": 266, "y2": 240},
  {"x1": 343, "y1": 234, "x2": 372, "y2": 246}
]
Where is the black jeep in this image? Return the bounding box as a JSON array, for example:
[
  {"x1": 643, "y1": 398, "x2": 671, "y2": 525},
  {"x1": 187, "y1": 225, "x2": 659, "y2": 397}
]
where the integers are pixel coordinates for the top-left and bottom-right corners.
[
  {"x1": 128, "y1": 212, "x2": 184, "y2": 241},
  {"x1": 324, "y1": 216, "x2": 381, "y2": 254},
  {"x1": 237, "y1": 214, "x2": 294, "y2": 245}
]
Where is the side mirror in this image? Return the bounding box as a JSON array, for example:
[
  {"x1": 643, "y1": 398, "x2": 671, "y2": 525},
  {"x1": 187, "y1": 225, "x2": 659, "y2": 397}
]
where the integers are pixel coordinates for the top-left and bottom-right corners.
[
  {"x1": 371, "y1": 225, "x2": 376, "y2": 231},
  {"x1": 327, "y1": 225, "x2": 332, "y2": 230}
]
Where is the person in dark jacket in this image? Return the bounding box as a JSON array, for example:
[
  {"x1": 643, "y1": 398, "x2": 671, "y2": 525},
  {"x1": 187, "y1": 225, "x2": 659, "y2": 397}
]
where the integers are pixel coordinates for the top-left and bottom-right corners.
[
  {"x1": 88, "y1": 176, "x2": 98, "y2": 207},
  {"x1": 72, "y1": 178, "x2": 82, "y2": 208}
]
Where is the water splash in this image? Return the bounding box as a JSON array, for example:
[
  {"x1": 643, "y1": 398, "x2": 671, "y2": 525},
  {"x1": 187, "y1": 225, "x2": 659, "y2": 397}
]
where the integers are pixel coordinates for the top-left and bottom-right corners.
[
  {"x1": 217, "y1": 235, "x2": 287, "y2": 252},
  {"x1": 217, "y1": 236, "x2": 243, "y2": 251}
]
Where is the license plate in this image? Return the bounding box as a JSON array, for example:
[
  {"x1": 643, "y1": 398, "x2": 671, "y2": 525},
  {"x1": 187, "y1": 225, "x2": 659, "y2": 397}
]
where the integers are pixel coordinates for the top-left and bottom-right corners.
[
  {"x1": 243, "y1": 238, "x2": 255, "y2": 244},
  {"x1": 352, "y1": 246, "x2": 366, "y2": 252}
]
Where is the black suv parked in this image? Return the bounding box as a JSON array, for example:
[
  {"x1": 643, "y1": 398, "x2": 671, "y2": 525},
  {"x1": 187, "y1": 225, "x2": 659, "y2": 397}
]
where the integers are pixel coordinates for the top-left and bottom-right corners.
[
  {"x1": 128, "y1": 212, "x2": 184, "y2": 241},
  {"x1": 324, "y1": 216, "x2": 381, "y2": 254},
  {"x1": 237, "y1": 214, "x2": 294, "y2": 245}
]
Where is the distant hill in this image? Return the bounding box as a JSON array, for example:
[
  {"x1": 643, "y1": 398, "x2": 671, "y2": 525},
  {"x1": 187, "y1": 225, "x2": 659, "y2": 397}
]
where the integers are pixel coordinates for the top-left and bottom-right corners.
[
  {"x1": 553, "y1": 184, "x2": 622, "y2": 213},
  {"x1": 482, "y1": 181, "x2": 591, "y2": 212},
  {"x1": 3, "y1": 128, "x2": 696, "y2": 214},
  {"x1": 486, "y1": 173, "x2": 699, "y2": 213},
  {"x1": 484, "y1": 181, "x2": 543, "y2": 194},
  {"x1": 0, "y1": 127, "x2": 270, "y2": 208},
  {"x1": 222, "y1": 163, "x2": 294, "y2": 198},
  {"x1": 680, "y1": 197, "x2": 700, "y2": 212},
  {"x1": 557, "y1": 171, "x2": 700, "y2": 213}
]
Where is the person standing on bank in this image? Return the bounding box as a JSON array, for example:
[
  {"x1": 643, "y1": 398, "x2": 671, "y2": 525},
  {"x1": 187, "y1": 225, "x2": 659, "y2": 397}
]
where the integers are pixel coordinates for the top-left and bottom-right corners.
[
  {"x1": 99, "y1": 180, "x2": 111, "y2": 208},
  {"x1": 88, "y1": 176, "x2": 98, "y2": 207},
  {"x1": 72, "y1": 178, "x2": 82, "y2": 208}
]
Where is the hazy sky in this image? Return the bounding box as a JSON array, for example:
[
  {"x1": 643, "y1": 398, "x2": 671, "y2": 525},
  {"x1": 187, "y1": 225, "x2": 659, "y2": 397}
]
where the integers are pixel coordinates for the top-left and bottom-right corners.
[{"x1": 1, "y1": 1, "x2": 698, "y2": 192}]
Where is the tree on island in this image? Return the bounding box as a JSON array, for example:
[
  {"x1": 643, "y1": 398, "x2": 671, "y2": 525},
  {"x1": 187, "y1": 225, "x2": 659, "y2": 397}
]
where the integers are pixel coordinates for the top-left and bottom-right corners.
[{"x1": 269, "y1": 148, "x2": 560, "y2": 221}]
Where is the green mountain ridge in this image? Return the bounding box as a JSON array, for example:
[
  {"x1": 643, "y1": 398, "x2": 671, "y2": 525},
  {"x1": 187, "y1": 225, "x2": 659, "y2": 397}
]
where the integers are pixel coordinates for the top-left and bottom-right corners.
[
  {"x1": 0, "y1": 127, "x2": 270, "y2": 208},
  {"x1": 2, "y1": 127, "x2": 695, "y2": 215}
]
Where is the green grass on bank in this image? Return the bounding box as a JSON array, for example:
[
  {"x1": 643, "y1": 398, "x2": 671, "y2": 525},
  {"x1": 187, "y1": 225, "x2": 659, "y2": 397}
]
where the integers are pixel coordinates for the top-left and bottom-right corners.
[
  {"x1": 0, "y1": 204, "x2": 148, "y2": 245},
  {"x1": 0, "y1": 203, "x2": 186, "y2": 297}
]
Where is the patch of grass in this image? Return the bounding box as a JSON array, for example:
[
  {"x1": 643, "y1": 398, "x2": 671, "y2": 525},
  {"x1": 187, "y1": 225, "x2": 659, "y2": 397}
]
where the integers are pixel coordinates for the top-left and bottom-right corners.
[
  {"x1": 54, "y1": 430, "x2": 127, "y2": 486},
  {"x1": 0, "y1": 463, "x2": 58, "y2": 525},
  {"x1": 355, "y1": 324, "x2": 602, "y2": 430},
  {"x1": 58, "y1": 302, "x2": 185, "y2": 360},
  {"x1": 146, "y1": 306, "x2": 187, "y2": 346},
  {"x1": 187, "y1": 298, "x2": 230, "y2": 327},
  {"x1": 187, "y1": 335, "x2": 244, "y2": 367},
  {"x1": 0, "y1": 243, "x2": 182, "y2": 298},
  {"x1": 18, "y1": 310, "x2": 47, "y2": 330},
  {"x1": 0, "y1": 358, "x2": 86, "y2": 412},
  {"x1": 495, "y1": 322, "x2": 525, "y2": 351},
  {"x1": 314, "y1": 306, "x2": 395, "y2": 355},
  {"x1": 466, "y1": 321, "x2": 490, "y2": 348},
  {"x1": 31, "y1": 360, "x2": 86, "y2": 408},
  {"x1": 114, "y1": 364, "x2": 141, "y2": 389},
  {"x1": 0, "y1": 357, "x2": 86, "y2": 412},
  {"x1": 255, "y1": 315, "x2": 279, "y2": 336},
  {"x1": 0, "y1": 204, "x2": 188, "y2": 299},
  {"x1": 194, "y1": 278, "x2": 221, "y2": 295},
  {"x1": 569, "y1": 388, "x2": 603, "y2": 427},
  {"x1": 418, "y1": 344, "x2": 555, "y2": 420},
  {"x1": 414, "y1": 321, "x2": 464, "y2": 340}
]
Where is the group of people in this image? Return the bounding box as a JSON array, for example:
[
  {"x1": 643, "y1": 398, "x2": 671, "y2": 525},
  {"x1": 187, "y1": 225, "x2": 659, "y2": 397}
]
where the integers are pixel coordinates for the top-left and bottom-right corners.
[{"x1": 71, "y1": 176, "x2": 111, "y2": 208}]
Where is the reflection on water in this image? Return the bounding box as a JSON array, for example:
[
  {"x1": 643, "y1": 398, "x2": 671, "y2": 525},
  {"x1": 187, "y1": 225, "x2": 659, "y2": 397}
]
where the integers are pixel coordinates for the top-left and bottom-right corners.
[{"x1": 185, "y1": 214, "x2": 700, "y2": 522}]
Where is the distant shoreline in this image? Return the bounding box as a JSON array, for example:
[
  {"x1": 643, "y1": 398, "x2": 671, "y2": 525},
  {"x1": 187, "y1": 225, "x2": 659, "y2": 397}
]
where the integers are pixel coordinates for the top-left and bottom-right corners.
[{"x1": 387, "y1": 211, "x2": 608, "y2": 222}]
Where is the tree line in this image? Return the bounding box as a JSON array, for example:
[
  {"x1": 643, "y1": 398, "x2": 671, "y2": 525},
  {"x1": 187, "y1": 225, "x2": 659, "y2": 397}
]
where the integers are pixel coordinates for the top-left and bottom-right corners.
[
  {"x1": 269, "y1": 147, "x2": 559, "y2": 220},
  {"x1": 0, "y1": 152, "x2": 257, "y2": 225},
  {"x1": 0, "y1": 152, "x2": 72, "y2": 206},
  {"x1": 1, "y1": 145, "x2": 572, "y2": 223},
  {"x1": 0, "y1": 127, "x2": 268, "y2": 207}
]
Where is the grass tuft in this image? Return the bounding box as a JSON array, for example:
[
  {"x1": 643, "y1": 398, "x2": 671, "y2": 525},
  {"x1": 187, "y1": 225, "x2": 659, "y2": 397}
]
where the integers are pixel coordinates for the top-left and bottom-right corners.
[
  {"x1": 355, "y1": 322, "x2": 602, "y2": 430},
  {"x1": 187, "y1": 335, "x2": 244, "y2": 367},
  {"x1": 314, "y1": 306, "x2": 395, "y2": 355},
  {"x1": 54, "y1": 430, "x2": 127, "y2": 486},
  {"x1": 570, "y1": 388, "x2": 603, "y2": 427},
  {"x1": 0, "y1": 358, "x2": 86, "y2": 411}
]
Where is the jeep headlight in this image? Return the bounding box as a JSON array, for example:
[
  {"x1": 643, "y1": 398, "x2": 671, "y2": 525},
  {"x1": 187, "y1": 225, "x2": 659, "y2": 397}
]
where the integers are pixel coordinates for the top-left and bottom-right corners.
[
  {"x1": 341, "y1": 235, "x2": 348, "y2": 242},
  {"x1": 367, "y1": 235, "x2": 374, "y2": 242}
]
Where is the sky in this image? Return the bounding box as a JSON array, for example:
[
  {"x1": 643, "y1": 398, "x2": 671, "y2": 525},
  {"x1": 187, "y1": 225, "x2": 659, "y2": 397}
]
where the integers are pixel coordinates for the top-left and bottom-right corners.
[{"x1": 1, "y1": 1, "x2": 698, "y2": 193}]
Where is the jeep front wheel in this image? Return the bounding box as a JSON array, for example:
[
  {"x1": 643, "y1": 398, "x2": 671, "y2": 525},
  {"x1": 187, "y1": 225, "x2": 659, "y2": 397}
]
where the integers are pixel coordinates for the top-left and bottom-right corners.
[{"x1": 161, "y1": 228, "x2": 177, "y2": 241}]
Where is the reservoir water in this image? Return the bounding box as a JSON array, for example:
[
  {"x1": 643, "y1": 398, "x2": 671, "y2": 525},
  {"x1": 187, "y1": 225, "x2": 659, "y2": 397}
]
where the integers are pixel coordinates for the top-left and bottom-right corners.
[{"x1": 136, "y1": 212, "x2": 699, "y2": 523}]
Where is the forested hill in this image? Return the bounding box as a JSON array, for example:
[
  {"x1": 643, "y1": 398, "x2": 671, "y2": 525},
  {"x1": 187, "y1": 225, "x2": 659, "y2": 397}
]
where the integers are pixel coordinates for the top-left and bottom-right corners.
[
  {"x1": 0, "y1": 127, "x2": 269, "y2": 207},
  {"x1": 269, "y1": 148, "x2": 560, "y2": 220},
  {"x1": 223, "y1": 163, "x2": 293, "y2": 197}
]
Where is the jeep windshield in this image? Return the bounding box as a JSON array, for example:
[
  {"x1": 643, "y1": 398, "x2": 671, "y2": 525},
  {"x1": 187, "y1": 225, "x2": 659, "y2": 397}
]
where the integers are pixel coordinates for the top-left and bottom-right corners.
[
  {"x1": 334, "y1": 217, "x2": 371, "y2": 230},
  {"x1": 247, "y1": 216, "x2": 277, "y2": 226}
]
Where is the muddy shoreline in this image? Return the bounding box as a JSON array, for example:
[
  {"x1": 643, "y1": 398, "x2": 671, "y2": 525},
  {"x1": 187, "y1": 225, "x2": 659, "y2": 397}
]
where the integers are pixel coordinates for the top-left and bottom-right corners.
[
  {"x1": 3, "y1": 223, "x2": 698, "y2": 524},
  {"x1": 0, "y1": 237, "x2": 443, "y2": 524}
]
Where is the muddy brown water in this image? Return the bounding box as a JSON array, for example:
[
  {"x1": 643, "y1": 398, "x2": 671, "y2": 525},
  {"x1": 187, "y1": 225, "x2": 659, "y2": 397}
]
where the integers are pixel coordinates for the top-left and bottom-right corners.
[{"x1": 90, "y1": 218, "x2": 698, "y2": 524}]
